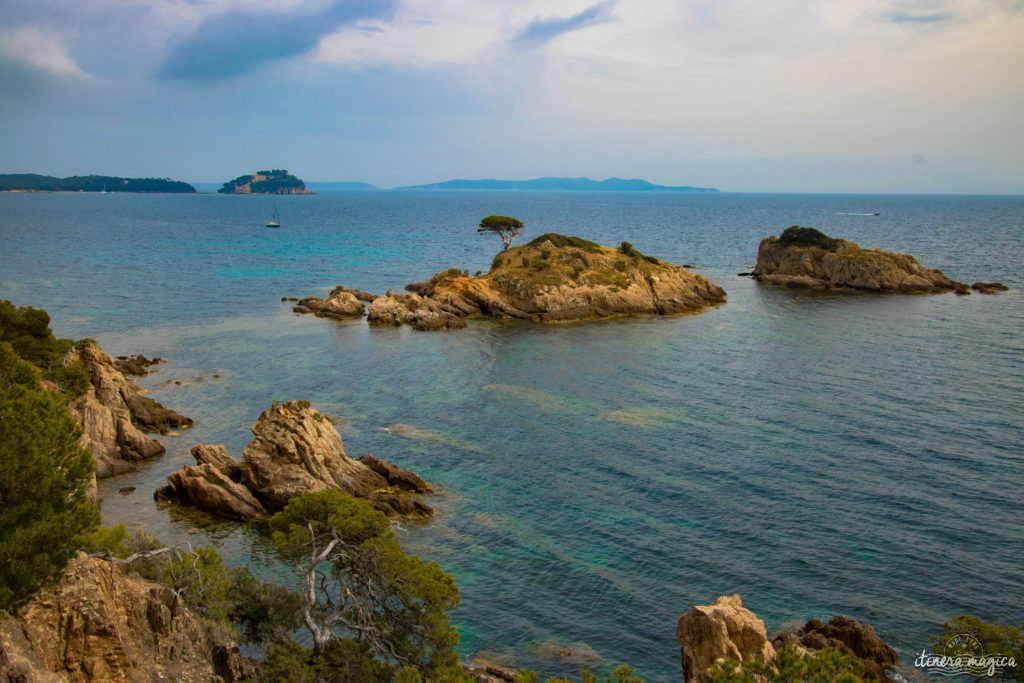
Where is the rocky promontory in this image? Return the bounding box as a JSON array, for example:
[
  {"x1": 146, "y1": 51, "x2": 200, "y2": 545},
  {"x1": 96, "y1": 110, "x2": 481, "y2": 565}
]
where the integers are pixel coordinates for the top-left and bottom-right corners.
[
  {"x1": 675, "y1": 594, "x2": 900, "y2": 682},
  {"x1": 156, "y1": 400, "x2": 432, "y2": 520},
  {"x1": 65, "y1": 341, "x2": 193, "y2": 479},
  {"x1": 753, "y1": 226, "x2": 967, "y2": 293},
  {"x1": 297, "y1": 234, "x2": 726, "y2": 330},
  {"x1": 0, "y1": 553, "x2": 248, "y2": 682}
]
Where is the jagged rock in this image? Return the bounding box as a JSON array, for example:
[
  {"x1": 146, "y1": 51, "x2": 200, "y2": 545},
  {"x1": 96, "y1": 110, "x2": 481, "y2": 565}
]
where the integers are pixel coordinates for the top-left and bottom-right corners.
[
  {"x1": 772, "y1": 616, "x2": 899, "y2": 681},
  {"x1": 331, "y1": 285, "x2": 378, "y2": 302},
  {"x1": 360, "y1": 452, "x2": 431, "y2": 492},
  {"x1": 0, "y1": 554, "x2": 251, "y2": 682},
  {"x1": 753, "y1": 228, "x2": 967, "y2": 292},
  {"x1": 971, "y1": 281, "x2": 1008, "y2": 294},
  {"x1": 159, "y1": 401, "x2": 433, "y2": 520},
  {"x1": 113, "y1": 354, "x2": 161, "y2": 376},
  {"x1": 367, "y1": 291, "x2": 468, "y2": 330},
  {"x1": 676, "y1": 594, "x2": 776, "y2": 682},
  {"x1": 462, "y1": 661, "x2": 518, "y2": 682},
  {"x1": 293, "y1": 288, "x2": 366, "y2": 319},
  {"x1": 65, "y1": 342, "x2": 192, "y2": 478}
]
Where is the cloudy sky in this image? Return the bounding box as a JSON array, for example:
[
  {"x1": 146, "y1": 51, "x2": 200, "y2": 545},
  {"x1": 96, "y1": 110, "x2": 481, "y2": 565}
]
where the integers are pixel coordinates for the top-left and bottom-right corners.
[{"x1": 1, "y1": 0, "x2": 1021, "y2": 192}]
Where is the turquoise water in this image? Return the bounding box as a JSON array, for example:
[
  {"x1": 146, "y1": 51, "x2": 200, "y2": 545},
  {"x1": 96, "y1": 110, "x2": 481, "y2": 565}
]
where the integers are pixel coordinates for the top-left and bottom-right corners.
[{"x1": 1, "y1": 191, "x2": 1022, "y2": 680}]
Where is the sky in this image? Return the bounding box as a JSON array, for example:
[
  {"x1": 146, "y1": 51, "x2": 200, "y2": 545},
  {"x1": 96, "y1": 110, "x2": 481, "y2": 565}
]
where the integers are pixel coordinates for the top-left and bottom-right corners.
[{"x1": 1, "y1": 0, "x2": 1022, "y2": 193}]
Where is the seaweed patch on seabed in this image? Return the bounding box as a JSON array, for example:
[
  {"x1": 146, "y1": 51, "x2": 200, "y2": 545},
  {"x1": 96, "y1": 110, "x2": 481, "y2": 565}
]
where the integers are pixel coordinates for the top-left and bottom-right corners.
[
  {"x1": 384, "y1": 423, "x2": 480, "y2": 452},
  {"x1": 599, "y1": 406, "x2": 683, "y2": 428},
  {"x1": 480, "y1": 383, "x2": 595, "y2": 418}
]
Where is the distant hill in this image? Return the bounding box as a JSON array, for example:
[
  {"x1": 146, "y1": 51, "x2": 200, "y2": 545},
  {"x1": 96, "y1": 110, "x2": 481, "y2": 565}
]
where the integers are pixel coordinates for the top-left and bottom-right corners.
[
  {"x1": 395, "y1": 177, "x2": 719, "y2": 192},
  {"x1": 306, "y1": 181, "x2": 377, "y2": 191},
  {"x1": 0, "y1": 174, "x2": 195, "y2": 193},
  {"x1": 218, "y1": 170, "x2": 312, "y2": 195}
]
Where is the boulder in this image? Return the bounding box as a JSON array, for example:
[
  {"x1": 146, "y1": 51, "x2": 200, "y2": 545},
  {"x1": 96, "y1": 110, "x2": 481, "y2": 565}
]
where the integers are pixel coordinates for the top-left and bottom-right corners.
[
  {"x1": 0, "y1": 554, "x2": 251, "y2": 682},
  {"x1": 293, "y1": 289, "x2": 365, "y2": 319},
  {"x1": 772, "y1": 615, "x2": 899, "y2": 681},
  {"x1": 159, "y1": 401, "x2": 433, "y2": 520},
  {"x1": 65, "y1": 342, "x2": 192, "y2": 478},
  {"x1": 676, "y1": 594, "x2": 775, "y2": 682},
  {"x1": 753, "y1": 227, "x2": 967, "y2": 293}
]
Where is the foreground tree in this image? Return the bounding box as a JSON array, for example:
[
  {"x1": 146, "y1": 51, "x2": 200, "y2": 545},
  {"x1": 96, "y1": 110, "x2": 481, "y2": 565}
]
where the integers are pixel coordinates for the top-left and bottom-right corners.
[
  {"x1": 0, "y1": 342, "x2": 99, "y2": 610},
  {"x1": 269, "y1": 490, "x2": 463, "y2": 679},
  {"x1": 478, "y1": 215, "x2": 524, "y2": 251}
]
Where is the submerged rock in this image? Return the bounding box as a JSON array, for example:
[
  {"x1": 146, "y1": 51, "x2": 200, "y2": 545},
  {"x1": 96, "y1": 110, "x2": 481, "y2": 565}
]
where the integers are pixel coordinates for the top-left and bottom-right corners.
[
  {"x1": 158, "y1": 401, "x2": 432, "y2": 520},
  {"x1": 676, "y1": 594, "x2": 775, "y2": 682},
  {"x1": 65, "y1": 341, "x2": 193, "y2": 478},
  {"x1": 753, "y1": 226, "x2": 967, "y2": 293},
  {"x1": 0, "y1": 554, "x2": 249, "y2": 682}
]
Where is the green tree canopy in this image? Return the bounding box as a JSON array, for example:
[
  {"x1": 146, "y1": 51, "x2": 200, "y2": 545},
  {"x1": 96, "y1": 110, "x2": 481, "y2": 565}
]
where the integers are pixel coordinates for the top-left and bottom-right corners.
[
  {"x1": 269, "y1": 490, "x2": 463, "y2": 679},
  {"x1": 0, "y1": 342, "x2": 99, "y2": 611},
  {"x1": 478, "y1": 215, "x2": 525, "y2": 251}
]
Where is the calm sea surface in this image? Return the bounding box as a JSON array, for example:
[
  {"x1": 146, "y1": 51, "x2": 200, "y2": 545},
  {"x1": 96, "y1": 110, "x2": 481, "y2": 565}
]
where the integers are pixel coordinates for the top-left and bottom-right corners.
[{"x1": 1, "y1": 191, "x2": 1022, "y2": 680}]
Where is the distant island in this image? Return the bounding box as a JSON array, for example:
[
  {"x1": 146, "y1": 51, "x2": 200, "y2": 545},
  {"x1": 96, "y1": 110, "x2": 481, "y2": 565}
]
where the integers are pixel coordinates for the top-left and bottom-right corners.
[
  {"x1": 395, "y1": 176, "x2": 719, "y2": 192},
  {"x1": 218, "y1": 169, "x2": 312, "y2": 194},
  {"x1": 306, "y1": 181, "x2": 377, "y2": 192},
  {"x1": 0, "y1": 174, "x2": 195, "y2": 193}
]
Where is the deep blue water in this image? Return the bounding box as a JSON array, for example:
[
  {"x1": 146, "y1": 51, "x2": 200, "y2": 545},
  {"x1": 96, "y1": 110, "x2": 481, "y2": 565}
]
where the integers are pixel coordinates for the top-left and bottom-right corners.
[{"x1": 1, "y1": 191, "x2": 1022, "y2": 681}]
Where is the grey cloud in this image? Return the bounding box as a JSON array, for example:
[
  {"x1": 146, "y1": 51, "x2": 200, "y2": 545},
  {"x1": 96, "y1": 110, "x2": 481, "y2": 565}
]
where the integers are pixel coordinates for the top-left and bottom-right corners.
[
  {"x1": 513, "y1": 1, "x2": 616, "y2": 46},
  {"x1": 156, "y1": 0, "x2": 396, "y2": 81}
]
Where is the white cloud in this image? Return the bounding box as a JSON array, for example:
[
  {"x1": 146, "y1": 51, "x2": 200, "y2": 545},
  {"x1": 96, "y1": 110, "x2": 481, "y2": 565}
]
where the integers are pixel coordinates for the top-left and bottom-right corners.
[{"x1": 0, "y1": 26, "x2": 92, "y2": 79}]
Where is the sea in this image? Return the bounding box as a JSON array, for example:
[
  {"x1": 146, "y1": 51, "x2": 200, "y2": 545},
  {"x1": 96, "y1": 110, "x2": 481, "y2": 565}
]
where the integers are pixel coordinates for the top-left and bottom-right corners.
[{"x1": 1, "y1": 190, "x2": 1021, "y2": 681}]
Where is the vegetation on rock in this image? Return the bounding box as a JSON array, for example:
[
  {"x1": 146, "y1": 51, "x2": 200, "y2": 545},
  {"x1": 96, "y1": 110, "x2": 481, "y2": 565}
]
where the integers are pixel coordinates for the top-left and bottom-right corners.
[
  {"x1": 776, "y1": 226, "x2": 842, "y2": 251},
  {"x1": 479, "y1": 215, "x2": 525, "y2": 251},
  {"x1": 267, "y1": 490, "x2": 463, "y2": 679},
  {"x1": 0, "y1": 300, "x2": 90, "y2": 396},
  {"x1": 219, "y1": 169, "x2": 310, "y2": 194},
  {"x1": 931, "y1": 614, "x2": 1024, "y2": 681},
  {"x1": 0, "y1": 342, "x2": 99, "y2": 611},
  {"x1": 528, "y1": 233, "x2": 601, "y2": 251},
  {"x1": 706, "y1": 643, "x2": 866, "y2": 682}
]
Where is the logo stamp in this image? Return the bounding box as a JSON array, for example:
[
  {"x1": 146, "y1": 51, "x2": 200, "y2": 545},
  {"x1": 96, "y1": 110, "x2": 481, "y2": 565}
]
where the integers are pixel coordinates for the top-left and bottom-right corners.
[{"x1": 915, "y1": 633, "x2": 1018, "y2": 678}]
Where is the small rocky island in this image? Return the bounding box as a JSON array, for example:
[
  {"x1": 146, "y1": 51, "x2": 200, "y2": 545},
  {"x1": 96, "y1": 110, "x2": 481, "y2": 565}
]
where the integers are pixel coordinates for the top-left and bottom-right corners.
[
  {"x1": 217, "y1": 169, "x2": 312, "y2": 194},
  {"x1": 753, "y1": 226, "x2": 984, "y2": 293},
  {"x1": 293, "y1": 233, "x2": 727, "y2": 330},
  {"x1": 156, "y1": 400, "x2": 432, "y2": 520}
]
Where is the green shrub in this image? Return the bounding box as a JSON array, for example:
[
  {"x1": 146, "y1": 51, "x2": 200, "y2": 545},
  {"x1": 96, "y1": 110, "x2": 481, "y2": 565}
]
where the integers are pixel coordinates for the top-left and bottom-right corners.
[
  {"x1": 618, "y1": 242, "x2": 659, "y2": 264},
  {"x1": 81, "y1": 523, "x2": 161, "y2": 558},
  {"x1": 777, "y1": 226, "x2": 842, "y2": 251},
  {"x1": 707, "y1": 643, "x2": 865, "y2": 682},
  {"x1": 931, "y1": 614, "x2": 1024, "y2": 680},
  {"x1": 431, "y1": 268, "x2": 465, "y2": 283},
  {"x1": 527, "y1": 233, "x2": 601, "y2": 251},
  {"x1": 46, "y1": 360, "x2": 91, "y2": 397},
  {"x1": 0, "y1": 342, "x2": 99, "y2": 611}
]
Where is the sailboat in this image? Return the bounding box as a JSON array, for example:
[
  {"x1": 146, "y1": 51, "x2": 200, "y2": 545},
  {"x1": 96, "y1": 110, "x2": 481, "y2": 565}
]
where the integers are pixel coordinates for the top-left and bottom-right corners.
[{"x1": 266, "y1": 204, "x2": 281, "y2": 228}]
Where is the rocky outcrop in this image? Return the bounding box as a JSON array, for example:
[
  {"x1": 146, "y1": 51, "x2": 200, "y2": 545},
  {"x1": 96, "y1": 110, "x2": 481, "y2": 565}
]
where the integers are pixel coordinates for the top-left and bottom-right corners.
[
  {"x1": 293, "y1": 287, "x2": 366, "y2": 319},
  {"x1": 65, "y1": 342, "x2": 193, "y2": 478},
  {"x1": 676, "y1": 594, "x2": 776, "y2": 682},
  {"x1": 157, "y1": 401, "x2": 432, "y2": 520},
  {"x1": 753, "y1": 226, "x2": 967, "y2": 292},
  {"x1": 367, "y1": 290, "x2": 468, "y2": 330},
  {"x1": 971, "y1": 281, "x2": 1008, "y2": 294},
  {"x1": 113, "y1": 354, "x2": 161, "y2": 376},
  {"x1": 0, "y1": 554, "x2": 249, "y2": 682},
  {"x1": 771, "y1": 616, "x2": 900, "y2": 681}
]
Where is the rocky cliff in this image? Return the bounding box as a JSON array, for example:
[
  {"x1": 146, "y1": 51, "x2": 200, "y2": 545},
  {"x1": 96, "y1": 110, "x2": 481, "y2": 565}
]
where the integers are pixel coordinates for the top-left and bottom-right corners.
[
  {"x1": 65, "y1": 342, "x2": 192, "y2": 479},
  {"x1": 676, "y1": 594, "x2": 899, "y2": 682},
  {"x1": 753, "y1": 226, "x2": 966, "y2": 293},
  {"x1": 363, "y1": 234, "x2": 726, "y2": 330},
  {"x1": 0, "y1": 554, "x2": 247, "y2": 682},
  {"x1": 156, "y1": 400, "x2": 432, "y2": 520}
]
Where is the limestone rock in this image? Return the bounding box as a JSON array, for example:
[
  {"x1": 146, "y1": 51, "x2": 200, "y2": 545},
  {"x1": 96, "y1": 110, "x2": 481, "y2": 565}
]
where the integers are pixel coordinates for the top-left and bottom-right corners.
[
  {"x1": 772, "y1": 616, "x2": 899, "y2": 681},
  {"x1": 159, "y1": 401, "x2": 433, "y2": 519},
  {"x1": 293, "y1": 288, "x2": 366, "y2": 319},
  {"x1": 971, "y1": 281, "x2": 1008, "y2": 294},
  {"x1": 367, "y1": 291, "x2": 467, "y2": 330},
  {"x1": 676, "y1": 594, "x2": 775, "y2": 682},
  {"x1": 0, "y1": 554, "x2": 250, "y2": 682},
  {"x1": 753, "y1": 230, "x2": 967, "y2": 293},
  {"x1": 65, "y1": 342, "x2": 192, "y2": 478}
]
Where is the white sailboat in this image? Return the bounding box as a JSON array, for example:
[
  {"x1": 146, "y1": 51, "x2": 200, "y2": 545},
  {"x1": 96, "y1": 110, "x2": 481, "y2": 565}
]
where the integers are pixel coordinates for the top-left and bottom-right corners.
[{"x1": 266, "y1": 204, "x2": 280, "y2": 228}]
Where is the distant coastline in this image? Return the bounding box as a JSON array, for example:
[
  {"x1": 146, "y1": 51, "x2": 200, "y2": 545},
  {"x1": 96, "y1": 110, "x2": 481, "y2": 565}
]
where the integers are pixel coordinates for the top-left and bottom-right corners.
[
  {"x1": 0, "y1": 174, "x2": 196, "y2": 193},
  {"x1": 395, "y1": 176, "x2": 720, "y2": 192}
]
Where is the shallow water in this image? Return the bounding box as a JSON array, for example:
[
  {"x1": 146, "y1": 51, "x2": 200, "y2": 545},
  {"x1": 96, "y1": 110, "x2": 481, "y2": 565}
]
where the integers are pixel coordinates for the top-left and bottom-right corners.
[{"x1": 1, "y1": 191, "x2": 1022, "y2": 680}]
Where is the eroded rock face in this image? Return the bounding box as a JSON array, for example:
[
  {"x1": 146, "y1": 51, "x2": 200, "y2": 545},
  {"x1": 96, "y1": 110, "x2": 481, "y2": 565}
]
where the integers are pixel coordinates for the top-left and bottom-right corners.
[
  {"x1": 676, "y1": 594, "x2": 776, "y2": 682},
  {"x1": 367, "y1": 290, "x2": 468, "y2": 330},
  {"x1": 65, "y1": 342, "x2": 193, "y2": 478},
  {"x1": 158, "y1": 401, "x2": 432, "y2": 520},
  {"x1": 771, "y1": 616, "x2": 899, "y2": 682},
  {"x1": 293, "y1": 288, "x2": 366, "y2": 319},
  {"x1": 753, "y1": 235, "x2": 966, "y2": 292},
  {"x1": 0, "y1": 554, "x2": 249, "y2": 682}
]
